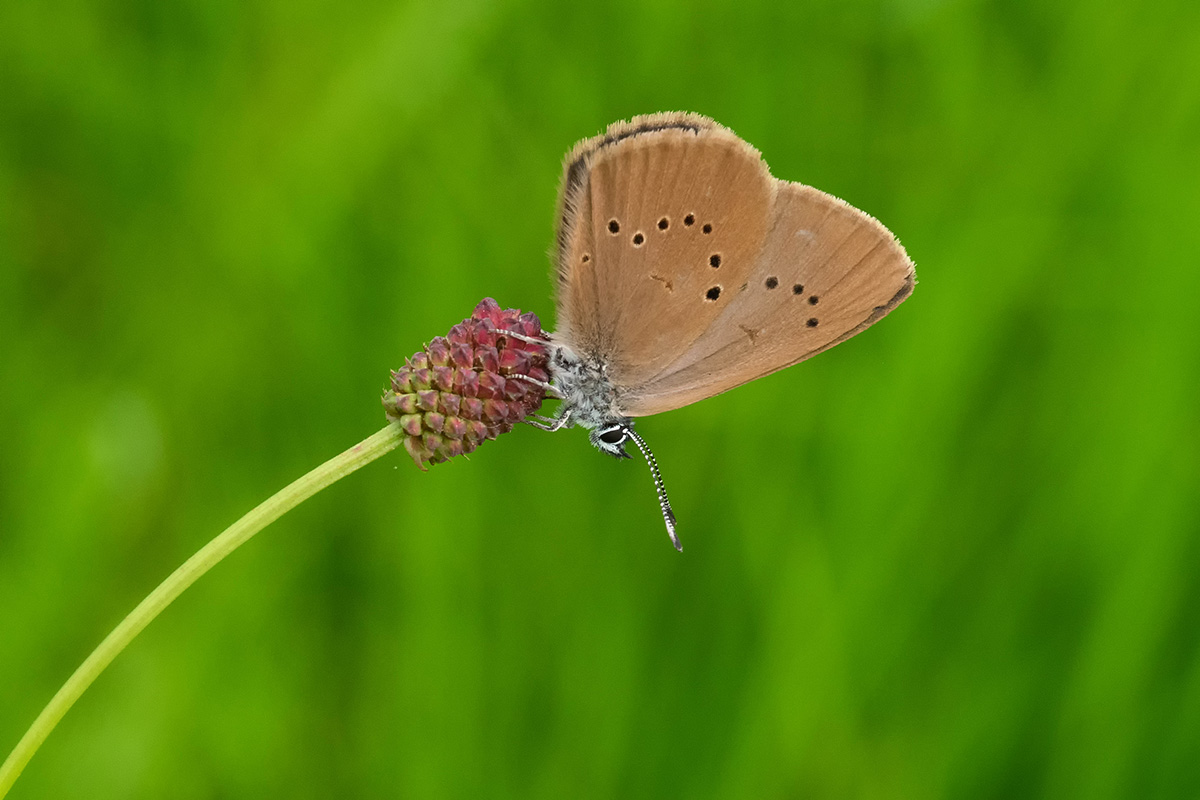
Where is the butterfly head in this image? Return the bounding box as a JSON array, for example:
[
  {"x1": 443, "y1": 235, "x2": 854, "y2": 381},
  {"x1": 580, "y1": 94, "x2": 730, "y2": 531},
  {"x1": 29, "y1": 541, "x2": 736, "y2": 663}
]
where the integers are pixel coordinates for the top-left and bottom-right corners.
[
  {"x1": 591, "y1": 420, "x2": 634, "y2": 459},
  {"x1": 591, "y1": 419, "x2": 681, "y2": 551}
]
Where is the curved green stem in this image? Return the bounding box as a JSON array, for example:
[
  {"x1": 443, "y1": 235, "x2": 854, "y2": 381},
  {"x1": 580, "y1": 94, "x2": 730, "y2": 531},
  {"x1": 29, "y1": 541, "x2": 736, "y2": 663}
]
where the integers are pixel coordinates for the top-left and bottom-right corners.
[{"x1": 0, "y1": 423, "x2": 404, "y2": 797}]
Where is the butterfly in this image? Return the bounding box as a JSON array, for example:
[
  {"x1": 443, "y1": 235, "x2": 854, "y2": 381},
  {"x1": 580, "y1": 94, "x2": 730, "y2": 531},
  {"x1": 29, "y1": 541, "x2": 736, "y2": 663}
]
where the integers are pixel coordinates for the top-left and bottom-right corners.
[{"x1": 507, "y1": 112, "x2": 914, "y2": 550}]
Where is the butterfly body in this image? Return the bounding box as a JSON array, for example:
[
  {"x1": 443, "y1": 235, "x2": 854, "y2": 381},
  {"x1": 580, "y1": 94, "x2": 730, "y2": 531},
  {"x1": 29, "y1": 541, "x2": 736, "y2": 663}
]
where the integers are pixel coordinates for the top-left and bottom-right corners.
[
  {"x1": 527, "y1": 112, "x2": 915, "y2": 549},
  {"x1": 544, "y1": 343, "x2": 633, "y2": 458}
]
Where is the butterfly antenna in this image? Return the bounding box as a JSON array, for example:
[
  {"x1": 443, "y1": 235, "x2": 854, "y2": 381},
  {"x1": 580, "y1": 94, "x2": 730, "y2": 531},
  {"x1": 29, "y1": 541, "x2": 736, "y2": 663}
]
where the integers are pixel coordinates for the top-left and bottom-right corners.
[{"x1": 624, "y1": 427, "x2": 681, "y2": 551}]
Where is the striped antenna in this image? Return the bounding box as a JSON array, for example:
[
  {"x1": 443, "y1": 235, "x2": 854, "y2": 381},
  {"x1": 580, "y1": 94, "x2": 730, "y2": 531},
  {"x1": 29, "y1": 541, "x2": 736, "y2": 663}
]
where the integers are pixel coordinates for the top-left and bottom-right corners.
[{"x1": 623, "y1": 427, "x2": 680, "y2": 551}]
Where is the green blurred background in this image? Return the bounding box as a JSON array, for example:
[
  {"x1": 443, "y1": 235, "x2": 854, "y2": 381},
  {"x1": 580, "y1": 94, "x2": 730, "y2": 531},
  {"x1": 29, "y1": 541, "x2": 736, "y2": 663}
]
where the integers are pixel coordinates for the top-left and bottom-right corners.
[{"x1": 2, "y1": 0, "x2": 1199, "y2": 797}]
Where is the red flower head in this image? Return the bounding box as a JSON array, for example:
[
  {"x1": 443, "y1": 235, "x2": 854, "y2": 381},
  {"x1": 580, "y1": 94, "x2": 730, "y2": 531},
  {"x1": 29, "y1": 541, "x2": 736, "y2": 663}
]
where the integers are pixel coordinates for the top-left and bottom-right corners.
[{"x1": 382, "y1": 299, "x2": 550, "y2": 469}]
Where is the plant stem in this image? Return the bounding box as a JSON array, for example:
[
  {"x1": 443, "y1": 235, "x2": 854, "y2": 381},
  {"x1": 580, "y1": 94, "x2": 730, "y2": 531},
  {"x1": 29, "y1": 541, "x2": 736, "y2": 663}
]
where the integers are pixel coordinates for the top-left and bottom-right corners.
[{"x1": 0, "y1": 423, "x2": 404, "y2": 797}]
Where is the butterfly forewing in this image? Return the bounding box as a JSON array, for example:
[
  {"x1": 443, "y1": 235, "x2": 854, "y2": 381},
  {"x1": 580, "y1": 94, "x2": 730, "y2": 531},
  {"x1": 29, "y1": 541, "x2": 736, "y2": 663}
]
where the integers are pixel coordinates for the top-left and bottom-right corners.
[
  {"x1": 555, "y1": 114, "x2": 774, "y2": 388},
  {"x1": 553, "y1": 113, "x2": 914, "y2": 418}
]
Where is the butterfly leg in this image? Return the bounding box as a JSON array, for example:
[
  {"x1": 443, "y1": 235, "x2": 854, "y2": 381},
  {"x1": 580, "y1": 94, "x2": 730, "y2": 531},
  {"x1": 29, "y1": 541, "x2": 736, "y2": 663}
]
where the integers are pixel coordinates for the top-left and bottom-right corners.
[
  {"x1": 522, "y1": 409, "x2": 572, "y2": 432},
  {"x1": 495, "y1": 328, "x2": 553, "y2": 346},
  {"x1": 508, "y1": 373, "x2": 564, "y2": 399}
]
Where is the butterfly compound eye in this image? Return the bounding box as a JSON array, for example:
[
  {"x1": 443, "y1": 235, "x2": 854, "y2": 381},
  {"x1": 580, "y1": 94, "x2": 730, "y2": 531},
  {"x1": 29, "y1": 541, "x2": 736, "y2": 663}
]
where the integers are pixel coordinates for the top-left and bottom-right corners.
[{"x1": 599, "y1": 428, "x2": 626, "y2": 445}]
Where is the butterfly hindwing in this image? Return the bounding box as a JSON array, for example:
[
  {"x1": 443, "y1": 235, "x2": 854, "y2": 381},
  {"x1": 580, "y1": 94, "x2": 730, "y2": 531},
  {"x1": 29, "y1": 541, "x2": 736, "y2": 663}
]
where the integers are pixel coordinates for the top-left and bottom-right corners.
[{"x1": 622, "y1": 182, "x2": 914, "y2": 416}]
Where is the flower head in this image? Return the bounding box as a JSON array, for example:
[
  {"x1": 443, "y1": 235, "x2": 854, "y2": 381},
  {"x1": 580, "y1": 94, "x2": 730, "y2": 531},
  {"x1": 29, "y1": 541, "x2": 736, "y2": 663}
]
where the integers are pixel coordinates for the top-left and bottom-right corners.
[{"x1": 383, "y1": 298, "x2": 550, "y2": 469}]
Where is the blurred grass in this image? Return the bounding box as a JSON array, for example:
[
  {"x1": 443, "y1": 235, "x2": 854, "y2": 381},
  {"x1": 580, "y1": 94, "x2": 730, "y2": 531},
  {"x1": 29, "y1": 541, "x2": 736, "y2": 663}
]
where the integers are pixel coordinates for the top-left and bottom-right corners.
[{"x1": 2, "y1": 0, "x2": 1200, "y2": 797}]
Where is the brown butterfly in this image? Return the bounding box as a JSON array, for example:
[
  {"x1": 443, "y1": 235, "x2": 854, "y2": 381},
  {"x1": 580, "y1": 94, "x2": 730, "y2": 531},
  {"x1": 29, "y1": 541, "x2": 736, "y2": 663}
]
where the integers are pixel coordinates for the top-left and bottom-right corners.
[{"x1": 511, "y1": 113, "x2": 915, "y2": 549}]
